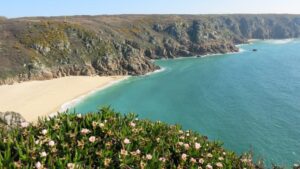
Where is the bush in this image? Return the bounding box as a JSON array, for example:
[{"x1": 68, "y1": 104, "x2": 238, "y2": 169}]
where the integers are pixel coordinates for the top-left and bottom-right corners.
[{"x1": 0, "y1": 107, "x2": 256, "y2": 169}]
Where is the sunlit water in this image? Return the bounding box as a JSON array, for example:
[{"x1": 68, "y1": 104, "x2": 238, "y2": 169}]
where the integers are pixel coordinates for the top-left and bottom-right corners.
[{"x1": 73, "y1": 40, "x2": 300, "y2": 167}]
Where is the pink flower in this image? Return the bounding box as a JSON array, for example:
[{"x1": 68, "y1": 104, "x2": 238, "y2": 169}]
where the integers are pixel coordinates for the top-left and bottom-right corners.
[
  {"x1": 190, "y1": 157, "x2": 197, "y2": 163},
  {"x1": 199, "y1": 158, "x2": 205, "y2": 164},
  {"x1": 159, "y1": 157, "x2": 166, "y2": 162},
  {"x1": 181, "y1": 153, "x2": 187, "y2": 161},
  {"x1": 124, "y1": 138, "x2": 131, "y2": 144},
  {"x1": 184, "y1": 143, "x2": 190, "y2": 150},
  {"x1": 35, "y1": 161, "x2": 42, "y2": 169},
  {"x1": 80, "y1": 128, "x2": 90, "y2": 135},
  {"x1": 129, "y1": 122, "x2": 136, "y2": 127},
  {"x1": 216, "y1": 162, "x2": 223, "y2": 168},
  {"x1": 48, "y1": 140, "x2": 55, "y2": 147},
  {"x1": 89, "y1": 136, "x2": 96, "y2": 143},
  {"x1": 195, "y1": 142, "x2": 201, "y2": 150},
  {"x1": 206, "y1": 164, "x2": 213, "y2": 169},
  {"x1": 146, "y1": 154, "x2": 152, "y2": 160}
]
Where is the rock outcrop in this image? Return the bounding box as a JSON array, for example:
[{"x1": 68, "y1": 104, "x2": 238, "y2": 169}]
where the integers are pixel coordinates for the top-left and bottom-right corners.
[
  {"x1": 0, "y1": 15, "x2": 300, "y2": 84},
  {"x1": 0, "y1": 111, "x2": 27, "y2": 130}
]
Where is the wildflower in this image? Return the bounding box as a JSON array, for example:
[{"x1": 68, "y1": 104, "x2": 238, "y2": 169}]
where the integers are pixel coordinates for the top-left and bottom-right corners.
[
  {"x1": 178, "y1": 142, "x2": 184, "y2": 146},
  {"x1": 48, "y1": 140, "x2": 55, "y2": 147},
  {"x1": 218, "y1": 157, "x2": 224, "y2": 161},
  {"x1": 146, "y1": 154, "x2": 152, "y2": 160},
  {"x1": 184, "y1": 143, "x2": 190, "y2": 150},
  {"x1": 35, "y1": 140, "x2": 40, "y2": 145},
  {"x1": 20, "y1": 122, "x2": 29, "y2": 128},
  {"x1": 67, "y1": 163, "x2": 75, "y2": 169},
  {"x1": 207, "y1": 153, "x2": 213, "y2": 158},
  {"x1": 80, "y1": 128, "x2": 90, "y2": 135},
  {"x1": 104, "y1": 120, "x2": 107, "y2": 123},
  {"x1": 186, "y1": 133, "x2": 190, "y2": 137},
  {"x1": 190, "y1": 157, "x2": 197, "y2": 163},
  {"x1": 92, "y1": 121, "x2": 97, "y2": 128},
  {"x1": 40, "y1": 151, "x2": 47, "y2": 157},
  {"x1": 181, "y1": 153, "x2": 187, "y2": 161},
  {"x1": 179, "y1": 130, "x2": 184, "y2": 134},
  {"x1": 41, "y1": 129, "x2": 47, "y2": 135},
  {"x1": 222, "y1": 152, "x2": 226, "y2": 156},
  {"x1": 121, "y1": 149, "x2": 128, "y2": 156},
  {"x1": 199, "y1": 158, "x2": 205, "y2": 164},
  {"x1": 76, "y1": 114, "x2": 82, "y2": 118},
  {"x1": 156, "y1": 137, "x2": 160, "y2": 142},
  {"x1": 136, "y1": 149, "x2": 141, "y2": 154},
  {"x1": 89, "y1": 136, "x2": 96, "y2": 143},
  {"x1": 180, "y1": 136, "x2": 185, "y2": 139},
  {"x1": 129, "y1": 122, "x2": 136, "y2": 127},
  {"x1": 104, "y1": 158, "x2": 111, "y2": 167},
  {"x1": 35, "y1": 161, "x2": 42, "y2": 169},
  {"x1": 216, "y1": 162, "x2": 223, "y2": 168},
  {"x1": 159, "y1": 157, "x2": 166, "y2": 162},
  {"x1": 124, "y1": 138, "x2": 131, "y2": 144},
  {"x1": 99, "y1": 123, "x2": 105, "y2": 128},
  {"x1": 206, "y1": 164, "x2": 213, "y2": 169}
]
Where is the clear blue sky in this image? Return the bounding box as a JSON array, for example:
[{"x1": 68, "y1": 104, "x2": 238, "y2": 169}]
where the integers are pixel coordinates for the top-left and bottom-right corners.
[{"x1": 1, "y1": 0, "x2": 300, "y2": 18}]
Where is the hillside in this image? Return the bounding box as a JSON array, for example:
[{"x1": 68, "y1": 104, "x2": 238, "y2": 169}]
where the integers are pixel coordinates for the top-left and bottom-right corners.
[{"x1": 1, "y1": 14, "x2": 300, "y2": 84}]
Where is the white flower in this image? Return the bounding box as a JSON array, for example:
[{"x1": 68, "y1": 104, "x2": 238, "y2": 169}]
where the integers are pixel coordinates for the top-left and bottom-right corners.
[
  {"x1": 179, "y1": 136, "x2": 185, "y2": 139},
  {"x1": 186, "y1": 133, "x2": 190, "y2": 136},
  {"x1": 124, "y1": 138, "x2": 131, "y2": 144},
  {"x1": 89, "y1": 136, "x2": 96, "y2": 143},
  {"x1": 41, "y1": 129, "x2": 48, "y2": 135},
  {"x1": 80, "y1": 128, "x2": 90, "y2": 135},
  {"x1": 21, "y1": 122, "x2": 29, "y2": 128},
  {"x1": 35, "y1": 140, "x2": 40, "y2": 145},
  {"x1": 129, "y1": 122, "x2": 136, "y2": 127},
  {"x1": 206, "y1": 164, "x2": 213, "y2": 169},
  {"x1": 40, "y1": 151, "x2": 47, "y2": 157},
  {"x1": 223, "y1": 152, "x2": 226, "y2": 155},
  {"x1": 67, "y1": 163, "x2": 75, "y2": 169},
  {"x1": 99, "y1": 123, "x2": 105, "y2": 128},
  {"x1": 195, "y1": 142, "x2": 201, "y2": 150},
  {"x1": 48, "y1": 140, "x2": 55, "y2": 147},
  {"x1": 104, "y1": 120, "x2": 107, "y2": 123},
  {"x1": 218, "y1": 157, "x2": 224, "y2": 161},
  {"x1": 159, "y1": 157, "x2": 166, "y2": 162},
  {"x1": 120, "y1": 149, "x2": 128, "y2": 156},
  {"x1": 156, "y1": 137, "x2": 160, "y2": 142},
  {"x1": 199, "y1": 158, "x2": 205, "y2": 164},
  {"x1": 77, "y1": 114, "x2": 82, "y2": 118},
  {"x1": 184, "y1": 143, "x2": 190, "y2": 149},
  {"x1": 207, "y1": 153, "x2": 213, "y2": 158},
  {"x1": 136, "y1": 149, "x2": 141, "y2": 154},
  {"x1": 216, "y1": 162, "x2": 223, "y2": 168},
  {"x1": 181, "y1": 153, "x2": 187, "y2": 161},
  {"x1": 35, "y1": 161, "x2": 42, "y2": 169},
  {"x1": 178, "y1": 142, "x2": 183, "y2": 146},
  {"x1": 146, "y1": 154, "x2": 152, "y2": 160},
  {"x1": 179, "y1": 130, "x2": 184, "y2": 134}
]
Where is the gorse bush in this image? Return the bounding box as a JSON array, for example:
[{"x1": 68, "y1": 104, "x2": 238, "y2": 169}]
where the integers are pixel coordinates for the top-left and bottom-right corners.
[{"x1": 0, "y1": 107, "x2": 256, "y2": 169}]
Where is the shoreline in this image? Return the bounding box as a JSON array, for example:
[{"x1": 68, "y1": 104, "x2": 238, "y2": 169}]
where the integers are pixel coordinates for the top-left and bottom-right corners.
[{"x1": 0, "y1": 76, "x2": 129, "y2": 122}]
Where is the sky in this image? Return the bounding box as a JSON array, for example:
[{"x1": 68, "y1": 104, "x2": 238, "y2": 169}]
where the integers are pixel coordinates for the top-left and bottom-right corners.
[{"x1": 1, "y1": 0, "x2": 300, "y2": 18}]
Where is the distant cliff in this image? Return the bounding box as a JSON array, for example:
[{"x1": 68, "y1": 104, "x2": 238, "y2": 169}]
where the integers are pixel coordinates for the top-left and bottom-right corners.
[{"x1": 1, "y1": 14, "x2": 300, "y2": 84}]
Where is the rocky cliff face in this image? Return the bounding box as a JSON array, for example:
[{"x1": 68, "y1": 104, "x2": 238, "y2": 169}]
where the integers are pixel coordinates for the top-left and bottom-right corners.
[{"x1": 0, "y1": 15, "x2": 300, "y2": 84}]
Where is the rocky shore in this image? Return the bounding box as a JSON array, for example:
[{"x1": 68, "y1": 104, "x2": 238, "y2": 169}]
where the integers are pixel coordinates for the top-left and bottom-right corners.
[{"x1": 0, "y1": 14, "x2": 300, "y2": 84}]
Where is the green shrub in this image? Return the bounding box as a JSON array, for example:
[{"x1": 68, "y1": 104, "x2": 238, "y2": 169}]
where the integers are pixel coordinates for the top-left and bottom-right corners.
[{"x1": 0, "y1": 107, "x2": 256, "y2": 169}]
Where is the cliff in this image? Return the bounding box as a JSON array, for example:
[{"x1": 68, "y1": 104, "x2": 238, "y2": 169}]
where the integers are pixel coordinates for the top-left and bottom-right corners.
[{"x1": 1, "y1": 14, "x2": 300, "y2": 84}]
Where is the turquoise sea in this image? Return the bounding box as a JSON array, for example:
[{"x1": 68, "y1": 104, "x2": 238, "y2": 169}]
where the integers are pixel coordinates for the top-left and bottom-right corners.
[{"x1": 73, "y1": 39, "x2": 300, "y2": 167}]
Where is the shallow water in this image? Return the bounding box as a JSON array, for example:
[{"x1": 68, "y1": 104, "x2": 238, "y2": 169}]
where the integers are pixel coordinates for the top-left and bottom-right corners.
[{"x1": 73, "y1": 40, "x2": 300, "y2": 166}]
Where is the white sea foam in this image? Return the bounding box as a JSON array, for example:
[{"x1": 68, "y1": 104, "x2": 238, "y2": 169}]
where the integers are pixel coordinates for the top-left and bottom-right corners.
[
  {"x1": 265, "y1": 39, "x2": 294, "y2": 44},
  {"x1": 145, "y1": 67, "x2": 166, "y2": 76}
]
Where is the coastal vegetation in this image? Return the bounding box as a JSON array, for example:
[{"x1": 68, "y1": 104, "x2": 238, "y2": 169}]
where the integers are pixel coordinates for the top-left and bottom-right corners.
[{"x1": 0, "y1": 107, "x2": 259, "y2": 169}]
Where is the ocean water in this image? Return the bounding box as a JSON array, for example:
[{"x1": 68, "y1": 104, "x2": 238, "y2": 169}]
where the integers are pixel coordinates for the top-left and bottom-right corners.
[{"x1": 73, "y1": 39, "x2": 300, "y2": 167}]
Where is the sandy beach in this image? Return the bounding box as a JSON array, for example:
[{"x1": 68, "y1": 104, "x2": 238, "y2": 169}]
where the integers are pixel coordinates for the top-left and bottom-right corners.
[{"x1": 0, "y1": 76, "x2": 128, "y2": 122}]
